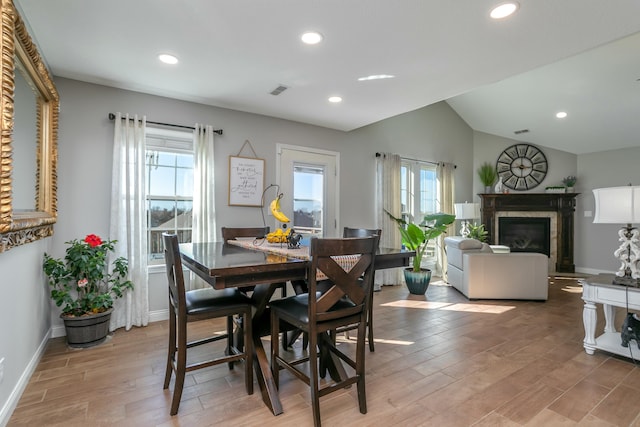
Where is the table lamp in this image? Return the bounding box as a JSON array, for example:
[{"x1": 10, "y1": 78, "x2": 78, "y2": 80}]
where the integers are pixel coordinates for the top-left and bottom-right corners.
[
  {"x1": 592, "y1": 185, "x2": 640, "y2": 286},
  {"x1": 454, "y1": 202, "x2": 480, "y2": 238}
]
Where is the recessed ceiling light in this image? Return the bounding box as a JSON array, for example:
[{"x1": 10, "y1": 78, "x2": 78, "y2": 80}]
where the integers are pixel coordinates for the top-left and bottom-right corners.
[
  {"x1": 490, "y1": 2, "x2": 519, "y2": 19},
  {"x1": 357, "y1": 74, "x2": 395, "y2": 81},
  {"x1": 328, "y1": 96, "x2": 342, "y2": 103},
  {"x1": 158, "y1": 53, "x2": 178, "y2": 65},
  {"x1": 556, "y1": 111, "x2": 568, "y2": 119},
  {"x1": 301, "y1": 31, "x2": 323, "y2": 45}
]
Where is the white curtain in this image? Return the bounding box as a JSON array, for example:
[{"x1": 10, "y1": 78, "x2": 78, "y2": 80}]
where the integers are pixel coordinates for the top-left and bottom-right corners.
[
  {"x1": 109, "y1": 112, "x2": 149, "y2": 330},
  {"x1": 190, "y1": 124, "x2": 217, "y2": 289},
  {"x1": 375, "y1": 153, "x2": 403, "y2": 288},
  {"x1": 437, "y1": 162, "x2": 456, "y2": 279}
]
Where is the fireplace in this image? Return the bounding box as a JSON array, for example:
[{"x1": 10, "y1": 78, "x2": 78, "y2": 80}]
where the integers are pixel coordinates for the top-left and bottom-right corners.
[
  {"x1": 479, "y1": 193, "x2": 577, "y2": 273},
  {"x1": 498, "y1": 217, "x2": 550, "y2": 256}
]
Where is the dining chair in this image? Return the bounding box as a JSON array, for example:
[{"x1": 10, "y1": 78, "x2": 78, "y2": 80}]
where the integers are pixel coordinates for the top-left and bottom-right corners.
[
  {"x1": 337, "y1": 227, "x2": 382, "y2": 351},
  {"x1": 270, "y1": 235, "x2": 378, "y2": 427},
  {"x1": 221, "y1": 226, "x2": 287, "y2": 298},
  {"x1": 162, "y1": 233, "x2": 253, "y2": 416},
  {"x1": 221, "y1": 226, "x2": 289, "y2": 350},
  {"x1": 286, "y1": 227, "x2": 381, "y2": 352}
]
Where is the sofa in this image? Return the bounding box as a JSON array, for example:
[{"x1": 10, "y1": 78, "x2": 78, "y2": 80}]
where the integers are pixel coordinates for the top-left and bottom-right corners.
[{"x1": 444, "y1": 236, "x2": 549, "y2": 300}]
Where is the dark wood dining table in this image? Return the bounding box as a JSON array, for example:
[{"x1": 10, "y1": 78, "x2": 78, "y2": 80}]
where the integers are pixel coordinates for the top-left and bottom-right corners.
[{"x1": 179, "y1": 240, "x2": 414, "y2": 416}]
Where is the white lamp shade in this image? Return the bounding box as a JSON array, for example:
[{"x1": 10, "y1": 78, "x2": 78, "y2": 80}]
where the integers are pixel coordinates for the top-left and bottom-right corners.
[
  {"x1": 593, "y1": 186, "x2": 640, "y2": 224},
  {"x1": 454, "y1": 202, "x2": 480, "y2": 220}
]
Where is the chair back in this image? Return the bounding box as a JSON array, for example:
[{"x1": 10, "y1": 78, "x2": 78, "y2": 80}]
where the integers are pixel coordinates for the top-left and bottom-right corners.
[
  {"x1": 163, "y1": 233, "x2": 186, "y2": 314},
  {"x1": 307, "y1": 236, "x2": 379, "y2": 324},
  {"x1": 221, "y1": 226, "x2": 269, "y2": 241},
  {"x1": 343, "y1": 227, "x2": 382, "y2": 240}
]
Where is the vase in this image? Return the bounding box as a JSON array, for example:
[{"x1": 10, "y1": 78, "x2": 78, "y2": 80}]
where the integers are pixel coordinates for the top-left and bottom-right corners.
[
  {"x1": 494, "y1": 177, "x2": 504, "y2": 194},
  {"x1": 62, "y1": 308, "x2": 112, "y2": 348},
  {"x1": 403, "y1": 268, "x2": 432, "y2": 295}
]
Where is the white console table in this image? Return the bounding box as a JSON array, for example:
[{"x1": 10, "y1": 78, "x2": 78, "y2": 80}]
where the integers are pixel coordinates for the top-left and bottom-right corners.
[{"x1": 581, "y1": 274, "x2": 640, "y2": 358}]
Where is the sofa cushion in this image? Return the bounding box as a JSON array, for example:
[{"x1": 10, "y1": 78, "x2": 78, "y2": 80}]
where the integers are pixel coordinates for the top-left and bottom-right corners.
[
  {"x1": 480, "y1": 243, "x2": 494, "y2": 253},
  {"x1": 444, "y1": 236, "x2": 484, "y2": 270},
  {"x1": 444, "y1": 236, "x2": 484, "y2": 250}
]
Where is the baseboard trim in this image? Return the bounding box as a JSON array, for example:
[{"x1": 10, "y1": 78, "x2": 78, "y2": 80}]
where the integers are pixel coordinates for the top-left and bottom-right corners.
[
  {"x1": 575, "y1": 267, "x2": 614, "y2": 276},
  {"x1": 0, "y1": 329, "x2": 51, "y2": 427}
]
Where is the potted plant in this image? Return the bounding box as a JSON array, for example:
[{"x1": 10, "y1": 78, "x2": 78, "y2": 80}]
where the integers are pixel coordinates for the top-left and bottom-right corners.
[
  {"x1": 43, "y1": 234, "x2": 134, "y2": 348},
  {"x1": 386, "y1": 211, "x2": 456, "y2": 294},
  {"x1": 477, "y1": 162, "x2": 497, "y2": 193},
  {"x1": 467, "y1": 223, "x2": 488, "y2": 242},
  {"x1": 562, "y1": 175, "x2": 577, "y2": 192}
]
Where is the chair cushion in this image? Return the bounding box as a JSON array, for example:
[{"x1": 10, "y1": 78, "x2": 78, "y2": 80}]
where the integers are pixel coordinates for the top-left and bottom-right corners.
[
  {"x1": 185, "y1": 288, "x2": 251, "y2": 315},
  {"x1": 270, "y1": 293, "x2": 356, "y2": 324}
]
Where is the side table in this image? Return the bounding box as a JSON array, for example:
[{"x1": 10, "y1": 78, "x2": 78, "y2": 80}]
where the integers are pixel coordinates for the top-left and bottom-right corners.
[{"x1": 581, "y1": 274, "x2": 640, "y2": 358}]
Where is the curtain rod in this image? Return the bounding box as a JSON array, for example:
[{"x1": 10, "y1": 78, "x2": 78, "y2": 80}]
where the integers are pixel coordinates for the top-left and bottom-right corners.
[
  {"x1": 375, "y1": 152, "x2": 456, "y2": 168},
  {"x1": 108, "y1": 113, "x2": 223, "y2": 135}
]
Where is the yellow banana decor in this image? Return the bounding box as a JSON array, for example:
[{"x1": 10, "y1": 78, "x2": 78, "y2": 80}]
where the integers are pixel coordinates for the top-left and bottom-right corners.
[
  {"x1": 269, "y1": 193, "x2": 290, "y2": 223},
  {"x1": 266, "y1": 228, "x2": 292, "y2": 243}
]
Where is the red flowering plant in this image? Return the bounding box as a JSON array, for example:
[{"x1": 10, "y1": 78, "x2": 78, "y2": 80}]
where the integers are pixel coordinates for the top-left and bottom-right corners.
[{"x1": 43, "y1": 234, "x2": 134, "y2": 317}]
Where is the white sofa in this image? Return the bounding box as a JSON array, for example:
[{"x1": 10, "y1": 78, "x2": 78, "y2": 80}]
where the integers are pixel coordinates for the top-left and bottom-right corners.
[{"x1": 444, "y1": 236, "x2": 549, "y2": 301}]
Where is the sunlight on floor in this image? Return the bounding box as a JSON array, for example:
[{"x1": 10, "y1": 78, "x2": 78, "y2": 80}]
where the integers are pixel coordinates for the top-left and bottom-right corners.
[
  {"x1": 440, "y1": 303, "x2": 515, "y2": 314},
  {"x1": 550, "y1": 276, "x2": 584, "y2": 294},
  {"x1": 561, "y1": 285, "x2": 584, "y2": 294},
  {"x1": 380, "y1": 299, "x2": 515, "y2": 314},
  {"x1": 335, "y1": 336, "x2": 415, "y2": 346}
]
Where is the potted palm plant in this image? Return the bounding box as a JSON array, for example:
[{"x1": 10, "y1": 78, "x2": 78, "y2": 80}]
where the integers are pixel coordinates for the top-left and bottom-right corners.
[
  {"x1": 386, "y1": 211, "x2": 456, "y2": 294},
  {"x1": 43, "y1": 234, "x2": 134, "y2": 348}
]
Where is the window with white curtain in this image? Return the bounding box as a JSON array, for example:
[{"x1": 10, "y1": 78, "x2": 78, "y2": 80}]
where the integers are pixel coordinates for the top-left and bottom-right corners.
[
  {"x1": 145, "y1": 128, "x2": 194, "y2": 264},
  {"x1": 400, "y1": 158, "x2": 438, "y2": 263}
]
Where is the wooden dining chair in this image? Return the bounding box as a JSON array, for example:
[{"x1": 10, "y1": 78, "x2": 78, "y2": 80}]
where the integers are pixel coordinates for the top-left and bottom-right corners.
[
  {"x1": 162, "y1": 233, "x2": 253, "y2": 416},
  {"x1": 270, "y1": 235, "x2": 378, "y2": 427},
  {"x1": 336, "y1": 227, "x2": 382, "y2": 351},
  {"x1": 286, "y1": 227, "x2": 381, "y2": 352},
  {"x1": 221, "y1": 226, "x2": 287, "y2": 298}
]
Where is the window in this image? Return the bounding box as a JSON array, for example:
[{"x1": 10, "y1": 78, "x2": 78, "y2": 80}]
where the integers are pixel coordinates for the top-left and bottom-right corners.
[
  {"x1": 400, "y1": 159, "x2": 438, "y2": 262},
  {"x1": 146, "y1": 128, "x2": 194, "y2": 264},
  {"x1": 293, "y1": 164, "x2": 324, "y2": 235}
]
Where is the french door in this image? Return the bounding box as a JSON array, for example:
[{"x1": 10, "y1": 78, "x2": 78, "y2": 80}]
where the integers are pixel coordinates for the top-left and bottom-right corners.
[{"x1": 276, "y1": 144, "x2": 339, "y2": 237}]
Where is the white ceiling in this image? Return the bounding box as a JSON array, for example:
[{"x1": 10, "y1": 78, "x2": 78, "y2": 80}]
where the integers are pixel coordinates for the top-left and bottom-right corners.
[{"x1": 14, "y1": 0, "x2": 640, "y2": 155}]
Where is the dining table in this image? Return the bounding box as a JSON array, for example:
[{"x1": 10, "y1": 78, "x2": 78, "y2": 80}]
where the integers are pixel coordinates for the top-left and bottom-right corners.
[{"x1": 179, "y1": 238, "x2": 414, "y2": 416}]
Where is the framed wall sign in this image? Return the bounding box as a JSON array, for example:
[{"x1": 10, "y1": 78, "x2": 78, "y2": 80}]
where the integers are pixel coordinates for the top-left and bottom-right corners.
[{"x1": 228, "y1": 156, "x2": 265, "y2": 206}]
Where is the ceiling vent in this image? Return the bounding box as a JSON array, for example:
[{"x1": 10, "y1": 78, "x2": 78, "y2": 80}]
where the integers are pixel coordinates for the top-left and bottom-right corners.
[
  {"x1": 270, "y1": 85, "x2": 288, "y2": 96},
  {"x1": 514, "y1": 129, "x2": 530, "y2": 135}
]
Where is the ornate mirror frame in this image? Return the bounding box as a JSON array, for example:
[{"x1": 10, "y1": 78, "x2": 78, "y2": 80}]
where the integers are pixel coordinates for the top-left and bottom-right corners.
[{"x1": 0, "y1": 0, "x2": 59, "y2": 252}]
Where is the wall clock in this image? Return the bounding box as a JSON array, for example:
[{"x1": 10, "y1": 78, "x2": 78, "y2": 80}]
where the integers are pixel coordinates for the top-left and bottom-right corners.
[{"x1": 496, "y1": 144, "x2": 548, "y2": 191}]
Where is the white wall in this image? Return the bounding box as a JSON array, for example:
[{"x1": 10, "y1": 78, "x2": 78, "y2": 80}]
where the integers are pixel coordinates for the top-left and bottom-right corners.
[
  {"x1": 346, "y1": 101, "x2": 475, "y2": 221},
  {"x1": 576, "y1": 146, "x2": 640, "y2": 274},
  {"x1": 472, "y1": 131, "x2": 578, "y2": 199},
  {"x1": 0, "y1": 238, "x2": 51, "y2": 424}
]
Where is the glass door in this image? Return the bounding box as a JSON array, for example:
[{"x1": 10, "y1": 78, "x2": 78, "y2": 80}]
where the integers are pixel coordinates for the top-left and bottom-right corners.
[{"x1": 277, "y1": 145, "x2": 339, "y2": 237}]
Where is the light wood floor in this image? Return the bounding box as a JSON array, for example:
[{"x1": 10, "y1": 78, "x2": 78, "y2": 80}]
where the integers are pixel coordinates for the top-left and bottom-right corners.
[{"x1": 9, "y1": 277, "x2": 640, "y2": 426}]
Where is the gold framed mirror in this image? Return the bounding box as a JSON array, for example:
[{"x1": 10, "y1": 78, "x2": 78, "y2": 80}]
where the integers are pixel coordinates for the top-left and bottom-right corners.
[{"x1": 0, "y1": 0, "x2": 59, "y2": 252}]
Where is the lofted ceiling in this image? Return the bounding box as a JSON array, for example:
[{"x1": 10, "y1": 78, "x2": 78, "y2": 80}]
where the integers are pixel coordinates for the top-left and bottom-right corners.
[{"x1": 14, "y1": 0, "x2": 640, "y2": 155}]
